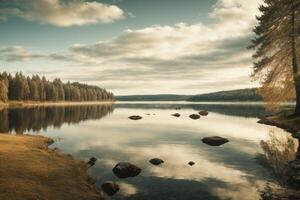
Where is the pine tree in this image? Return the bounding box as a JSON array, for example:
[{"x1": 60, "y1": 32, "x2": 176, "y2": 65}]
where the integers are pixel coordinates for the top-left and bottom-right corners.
[{"x1": 250, "y1": 0, "x2": 300, "y2": 114}]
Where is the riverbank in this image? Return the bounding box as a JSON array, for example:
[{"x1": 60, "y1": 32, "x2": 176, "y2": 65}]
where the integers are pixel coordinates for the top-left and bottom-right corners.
[
  {"x1": 258, "y1": 108, "x2": 300, "y2": 137},
  {"x1": 0, "y1": 134, "x2": 100, "y2": 200},
  {"x1": 0, "y1": 101, "x2": 114, "y2": 108}
]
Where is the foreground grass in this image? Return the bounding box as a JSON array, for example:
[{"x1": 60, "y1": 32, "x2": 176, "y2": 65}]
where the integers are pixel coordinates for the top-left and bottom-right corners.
[{"x1": 0, "y1": 134, "x2": 100, "y2": 200}]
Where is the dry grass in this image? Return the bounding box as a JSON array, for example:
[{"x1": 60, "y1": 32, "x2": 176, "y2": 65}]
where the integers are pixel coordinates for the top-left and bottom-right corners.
[{"x1": 0, "y1": 134, "x2": 100, "y2": 200}]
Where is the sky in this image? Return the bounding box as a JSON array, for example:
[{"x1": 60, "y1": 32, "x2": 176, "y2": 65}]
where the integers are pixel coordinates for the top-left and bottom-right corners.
[{"x1": 0, "y1": 0, "x2": 263, "y2": 95}]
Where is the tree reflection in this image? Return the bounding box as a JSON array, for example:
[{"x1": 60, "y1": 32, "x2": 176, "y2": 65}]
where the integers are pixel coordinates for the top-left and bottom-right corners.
[
  {"x1": 257, "y1": 129, "x2": 298, "y2": 183},
  {"x1": 0, "y1": 104, "x2": 114, "y2": 134}
]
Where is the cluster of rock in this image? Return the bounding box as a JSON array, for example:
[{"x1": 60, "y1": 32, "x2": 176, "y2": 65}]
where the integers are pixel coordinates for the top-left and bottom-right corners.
[{"x1": 128, "y1": 110, "x2": 209, "y2": 121}]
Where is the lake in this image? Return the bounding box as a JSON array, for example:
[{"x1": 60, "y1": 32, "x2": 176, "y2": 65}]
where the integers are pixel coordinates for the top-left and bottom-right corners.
[{"x1": 0, "y1": 102, "x2": 298, "y2": 200}]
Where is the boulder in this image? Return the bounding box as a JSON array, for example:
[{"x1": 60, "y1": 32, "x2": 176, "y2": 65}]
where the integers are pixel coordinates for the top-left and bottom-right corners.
[
  {"x1": 172, "y1": 113, "x2": 180, "y2": 117},
  {"x1": 128, "y1": 115, "x2": 142, "y2": 120},
  {"x1": 189, "y1": 114, "x2": 200, "y2": 120},
  {"x1": 188, "y1": 161, "x2": 195, "y2": 166},
  {"x1": 202, "y1": 136, "x2": 229, "y2": 146},
  {"x1": 199, "y1": 110, "x2": 209, "y2": 116},
  {"x1": 101, "y1": 182, "x2": 120, "y2": 196},
  {"x1": 149, "y1": 158, "x2": 164, "y2": 166},
  {"x1": 112, "y1": 162, "x2": 142, "y2": 178}
]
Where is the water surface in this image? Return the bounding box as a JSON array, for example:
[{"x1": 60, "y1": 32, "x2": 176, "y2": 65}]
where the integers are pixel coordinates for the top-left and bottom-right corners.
[{"x1": 1, "y1": 102, "x2": 298, "y2": 200}]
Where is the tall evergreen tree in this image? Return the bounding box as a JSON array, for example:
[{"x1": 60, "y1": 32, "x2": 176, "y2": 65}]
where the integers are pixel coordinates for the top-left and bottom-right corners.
[{"x1": 250, "y1": 0, "x2": 300, "y2": 114}]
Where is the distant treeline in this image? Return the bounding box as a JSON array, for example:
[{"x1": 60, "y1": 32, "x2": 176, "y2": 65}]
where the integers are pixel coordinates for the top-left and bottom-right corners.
[
  {"x1": 116, "y1": 88, "x2": 263, "y2": 102},
  {"x1": 0, "y1": 104, "x2": 114, "y2": 134},
  {"x1": 188, "y1": 88, "x2": 263, "y2": 102},
  {"x1": 0, "y1": 72, "x2": 114, "y2": 102}
]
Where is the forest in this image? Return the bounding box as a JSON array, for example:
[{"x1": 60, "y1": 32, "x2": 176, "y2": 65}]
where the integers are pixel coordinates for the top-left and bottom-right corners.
[{"x1": 0, "y1": 72, "x2": 114, "y2": 102}]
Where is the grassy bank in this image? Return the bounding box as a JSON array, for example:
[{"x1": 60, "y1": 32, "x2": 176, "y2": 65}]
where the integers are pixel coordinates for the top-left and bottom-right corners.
[
  {"x1": 0, "y1": 134, "x2": 100, "y2": 200},
  {"x1": 0, "y1": 101, "x2": 114, "y2": 108}
]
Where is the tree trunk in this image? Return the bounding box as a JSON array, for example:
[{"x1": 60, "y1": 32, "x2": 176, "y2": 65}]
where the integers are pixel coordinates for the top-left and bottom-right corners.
[
  {"x1": 295, "y1": 79, "x2": 300, "y2": 115},
  {"x1": 291, "y1": 0, "x2": 300, "y2": 115}
]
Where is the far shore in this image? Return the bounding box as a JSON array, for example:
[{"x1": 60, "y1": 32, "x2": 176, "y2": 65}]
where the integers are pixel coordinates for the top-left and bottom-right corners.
[
  {"x1": 0, "y1": 134, "x2": 101, "y2": 200},
  {"x1": 0, "y1": 100, "x2": 114, "y2": 108}
]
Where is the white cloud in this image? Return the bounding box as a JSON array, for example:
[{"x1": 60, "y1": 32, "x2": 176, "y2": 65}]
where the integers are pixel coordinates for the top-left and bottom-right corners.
[
  {"x1": 0, "y1": 0, "x2": 124, "y2": 27},
  {"x1": 0, "y1": 46, "x2": 44, "y2": 62},
  {"x1": 0, "y1": 0, "x2": 263, "y2": 94}
]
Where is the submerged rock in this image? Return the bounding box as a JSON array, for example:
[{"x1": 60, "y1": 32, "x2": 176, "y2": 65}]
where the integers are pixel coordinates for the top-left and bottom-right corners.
[
  {"x1": 199, "y1": 110, "x2": 209, "y2": 116},
  {"x1": 128, "y1": 115, "x2": 142, "y2": 120},
  {"x1": 149, "y1": 158, "x2": 164, "y2": 166},
  {"x1": 101, "y1": 182, "x2": 120, "y2": 196},
  {"x1": 189, "y1": 114, "x2": 200, "y2": 120},
  {"x1": 188, "y1": 161, "x2": 195, "y2": 166},
  {"x1": 175, "y1": 107, "x2": 181, "y2": 110},
  {"x1": 172, "y1": 113, "x2": 181, "y2": 117},
  {"x1": 112, "y1": 162, "x2": 142, "y2": 178},
  {"x1": 202, "y1": 136, "x2": 229, "y2": 146}
]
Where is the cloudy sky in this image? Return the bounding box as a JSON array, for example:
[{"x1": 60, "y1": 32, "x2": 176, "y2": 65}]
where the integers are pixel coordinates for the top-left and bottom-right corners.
[{"x1": 0, "y1": 0, "x2": 262, "y2": 95}]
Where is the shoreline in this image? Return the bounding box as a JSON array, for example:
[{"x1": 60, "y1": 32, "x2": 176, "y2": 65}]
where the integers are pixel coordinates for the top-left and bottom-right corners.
[
  {"x1": 0, "y1": 134, "x2": 101, "y2": 200},
  {"x1": 258, "y1": 109, "x2": 300, "y2": 199},
  {"x1": 258, "y1": 109, "x2": 300, "y2": 137},
  {"x1": 0, "y1": 100, "x2": 114, "y2": 108}
]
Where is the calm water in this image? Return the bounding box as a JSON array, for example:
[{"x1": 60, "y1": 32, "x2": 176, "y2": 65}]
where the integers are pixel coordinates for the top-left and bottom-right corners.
[{"x1": 1, "y1": 102, "x2": 298, "y2": 200}]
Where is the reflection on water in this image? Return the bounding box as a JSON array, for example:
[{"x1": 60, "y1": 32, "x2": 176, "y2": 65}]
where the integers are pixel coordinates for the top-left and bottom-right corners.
[
  {"x1": 0, "y1": 104, "x2": 114, "y2": 134},
  {"x1": 1, "y1": 102, "x2": 298, "y2": 200},
  {"x1": 257, "y1": 130, "x2": 298, "y2": 184}
]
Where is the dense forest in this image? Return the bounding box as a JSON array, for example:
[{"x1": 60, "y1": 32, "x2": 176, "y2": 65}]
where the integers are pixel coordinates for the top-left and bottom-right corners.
[
  {"x1": 0, "y1": 72, "x2": 114, "y2": 102},
  {"x1": 188, "y1": 88, "x2": 263, "y2": 102}
]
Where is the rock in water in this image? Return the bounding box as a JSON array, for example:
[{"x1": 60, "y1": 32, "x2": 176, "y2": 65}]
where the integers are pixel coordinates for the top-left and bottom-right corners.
[
  {"x1": 188, "y1": 161, "x2": 195, "y2": 166},
  {"x1": 112, "y1": 162, "x2": 142, "y2": 178},
  {"x1": 128, "y1": 115, "x2": 142, "y2": 120},
  {"x1": 199, "y1": 111, "x2": 209, "y2": 116},
  {"x1": 202, "y1": 136, "x2": 229, "y2": 146},
  {"x1": 87, "y1": 157, "x2": 97, "y2": 166},
  {"x1": 149, "y1": 158, "x2": 164, "y2": 166},
  {"x1": 189, "y1": 114, "x2": 200, "y2": 120},
  {"x1": 172, "y1": 113, "x2": 180, "y2": 117},
  {"x1": 101, "y1": 182, "x2": 120, "y2": 196}
]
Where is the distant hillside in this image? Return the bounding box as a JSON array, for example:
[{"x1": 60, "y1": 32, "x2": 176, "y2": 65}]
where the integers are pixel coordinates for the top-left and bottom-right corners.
[
  {"x1": 116, "y1": 88, "x2": 262, "y2": 102},
  {"x1": 116, "y1": 94, "x2": 190, "y2": 101},
  {"x1": 188, "y1": 88, "x2": 262, "y2": 102}
]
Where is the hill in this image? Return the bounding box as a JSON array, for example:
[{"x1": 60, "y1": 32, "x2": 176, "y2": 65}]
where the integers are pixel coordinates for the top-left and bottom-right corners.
[{"x1": 116, "y1": 88, "x2": 262, "y2": 102}]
